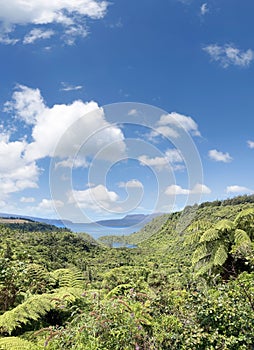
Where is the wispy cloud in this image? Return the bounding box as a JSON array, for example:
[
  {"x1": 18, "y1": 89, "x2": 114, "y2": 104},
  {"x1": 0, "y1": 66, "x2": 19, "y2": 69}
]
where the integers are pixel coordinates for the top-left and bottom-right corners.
[
  {"x1": 200, "y1": 3, "x2": 209, "y2": 16},
  {"x1": 20, "y1": 197, "x2": 35, "y2": 203},
  {"x1": 203, "y1": 44, "x2": 254, "y2": 68},
  {"x1": 208, "y1": 149, "x2": 233, "y2": 163},
  {"x1": 226, "y1": 185, "x2": 253, "y2": 194},
  {"x1": 23, "y1": 29, "x2": 54, "y2": 44},
  {"x1": 60, "y1": 82, "x2": 83, "y2": 92}
]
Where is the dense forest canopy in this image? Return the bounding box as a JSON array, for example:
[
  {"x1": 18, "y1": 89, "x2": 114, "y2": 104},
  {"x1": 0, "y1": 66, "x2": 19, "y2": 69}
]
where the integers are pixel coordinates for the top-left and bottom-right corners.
[{"x1": 0, "y1": 195, "x2": 254, "y2": 349}]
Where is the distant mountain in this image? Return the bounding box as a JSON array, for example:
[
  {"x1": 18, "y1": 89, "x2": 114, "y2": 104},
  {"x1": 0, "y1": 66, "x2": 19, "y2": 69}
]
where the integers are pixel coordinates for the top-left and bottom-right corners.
[
  {"x1": 0, "y1": 213, "x2": 72, "y2": 228},
  {"x1": 0, "y1": 212, "x2": 163, "y2": 230},
  {"x1": 94, "y1": 213, "x2": 163, "y2": 227}
]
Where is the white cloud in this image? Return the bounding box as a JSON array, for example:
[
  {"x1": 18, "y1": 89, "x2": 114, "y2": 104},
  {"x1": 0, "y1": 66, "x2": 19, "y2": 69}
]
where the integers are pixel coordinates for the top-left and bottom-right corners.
[
  {"x1": 5, "y1": 85, "x2": 126, "y2": 163},
  {"x1": 157, "y1": 112, "x2": 201, "y2": 137},
  {"x1": 166, "y1": 185, "x2": 189, "y2": 195},
  {"x1": 0, "y1": 136, "x2": 39, "y2": 197},
  {"x1": 23, "y1": 28, "x2": 54, "y2": 44},
  {"x1": 166, "y1": 183, "x2": 211, "y2": 196},
  {"x1": 0, "y1": 0, "x2": 108, "y2": 45},
  {"x1": 208, "y1": 149, "x2": 233, "y2": 163},
  {"x1": 69, "y1": 185, "x2": 119, "y2": 212},
  {"x1": 200, "y1": 3, "x2": 209, "y2": 16},
  {"x1": 128, "y1": 109, "x2": 138, "y2": 116},
  {"x1": 60, "y1": 82, "x2": 83, "y2": 92},
  {"x1": 62, "y1": 25, "x2": 89, "y2": 45},
  {"x1": 0, "y1": 33, "x2": 19, "y2": 45},
  {"x1": 151, "y1": 126, "x2": 179, "y2": 139},
  {"x1": 56, "y1": 157, "x2": 88, "y2": 169},
  {"x1": 226, "y1": 185, "x2": 253, "y2": 194},
  {"x1": 203, "y1": 44, "x2": 254, "y2": 68},
  {"x1": 4, "y1": 84, "x2": 45, "y2": 124},
  {"x1": 138, "y1": 149, "x2": 184, "y2": 171},
  {"x1": 118, "y1": 179, "x2": 143, "y2": 188},
  {"x1": 39, "y1": 198, "x2": 64, "y2": 210},
  {"x1": 20, "y1": 197, "x2": 35, "y2": 203},
  {"x1": 247, "y1": 140, "x2": 254, "y2": 149}
]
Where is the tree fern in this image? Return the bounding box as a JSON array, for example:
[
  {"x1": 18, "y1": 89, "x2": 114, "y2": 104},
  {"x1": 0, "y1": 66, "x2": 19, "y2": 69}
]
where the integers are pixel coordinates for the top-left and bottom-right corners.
[
  {"x1": 0, "y1": 287, "x2": 83, "y2": 334},
  {"x1": 50, "y1": 268, "x2": 85, "y2": 289},
  {"x1": 214, "y1": 219, "x2": 234, "y2": 232},
  {"x1": 213, "y1": 244, "x2": 228, "y2": 266},
  {"x1": 0, "y1": 336, "x2": 41, "y2": 349},
  {"x1": 199, "y1": 228, "x2": 219, "y2": 243},
  {"x1": 191, "y1": 244, "x2": 208, "y2": 265},
  {"x1": 234, "y1": 208, "x2": 254, "y2": 239}
]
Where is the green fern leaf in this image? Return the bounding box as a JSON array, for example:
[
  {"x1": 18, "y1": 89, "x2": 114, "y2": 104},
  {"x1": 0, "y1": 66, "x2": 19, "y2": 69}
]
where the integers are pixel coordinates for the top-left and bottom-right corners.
[
  {"x1": 50, "y1": 268, "x2": 85, "y2": 289},
  {"x1": 0, "y1": 288, "x2": 83, "y2": 334},
  {"x1": 0, "y1": 336, "x2": 41, "y2": 349},
  {"x1": 214, "y1": 219, "x2": 234, "y2": 232},
  {"x1": 199, "y1": 228, "x2": 219, "y2": 243},
  {"x1": 234, "y1": 229, "x2": 252, "y2": 245},
  {"x1": 192, "y1": 244, "x2": 208, "y2": 265},
  {"x1": 213, "y1": 244, "x2": 228, "y2": 266}
]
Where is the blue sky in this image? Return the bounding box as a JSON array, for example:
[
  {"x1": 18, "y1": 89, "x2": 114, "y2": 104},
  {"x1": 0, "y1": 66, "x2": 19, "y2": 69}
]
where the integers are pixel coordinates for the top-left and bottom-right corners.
[{"x1": 0, "y1": 0, "x2": 254, "y2": 222}]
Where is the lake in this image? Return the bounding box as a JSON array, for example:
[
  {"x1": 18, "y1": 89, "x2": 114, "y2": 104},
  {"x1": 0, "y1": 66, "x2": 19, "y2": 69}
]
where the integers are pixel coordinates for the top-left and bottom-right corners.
[{"x1": 65, "y1": 222, "x2": 142, "y2": 240}]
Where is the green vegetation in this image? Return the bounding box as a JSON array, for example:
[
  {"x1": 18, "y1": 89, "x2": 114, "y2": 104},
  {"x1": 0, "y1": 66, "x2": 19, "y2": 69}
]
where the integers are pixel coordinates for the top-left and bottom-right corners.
[{"x1": 1, "y1": 196, "x2": 254, "y2": 349}]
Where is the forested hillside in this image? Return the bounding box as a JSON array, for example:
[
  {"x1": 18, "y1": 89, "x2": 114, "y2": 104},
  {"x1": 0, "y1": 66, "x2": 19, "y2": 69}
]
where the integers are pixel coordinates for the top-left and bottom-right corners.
[{"x1": 1, "y1": 196, "x2": 254, "y2": 349}]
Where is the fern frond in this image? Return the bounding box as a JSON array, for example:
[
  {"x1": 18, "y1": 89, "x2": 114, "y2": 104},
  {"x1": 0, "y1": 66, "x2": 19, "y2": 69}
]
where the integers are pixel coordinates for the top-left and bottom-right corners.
[
  {"x1": 214, "y1": 219, "x2": 234, "y2": 232},
  {"x1": 25, "y1": 264, "x2": 49, "y2": 281},
  {"x1": 213, "y1": 244, "x2": 228, "y2": 266},
  {"x1": 0, "y1": 288, "x2": 83, "y2": 334},
  {"x1": 0, "y1": 336, "x2": 41, "y2": 349},
  {"x1": 192, "y1": 244, "x2": 208, "y2": 265},
  {"x1": 50, "y1": 268, "x2": 85, "y2": 289},
  {"x1": 187, "y1": 220, "x2": 211, "y2": 233},
  {"x1": 235, "y1": 208, "x2": 254, "y2": 227},
  {"x1": 184, "y1": 230, "x2": 202, "y2": 246},
  {"x1": 234, "y1": 229, "x2": 252, "y2": 245},
  {"x1": 199, "y1": 228, "x2": 219, "y2": 243},
  {"x1": 195, "y1": 262, "x2": 213, "y2": 276}
]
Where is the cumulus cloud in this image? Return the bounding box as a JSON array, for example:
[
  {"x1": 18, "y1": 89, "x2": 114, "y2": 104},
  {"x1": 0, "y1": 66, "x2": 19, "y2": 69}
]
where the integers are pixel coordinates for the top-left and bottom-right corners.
[
  {"x1": 0, "y1": 136, "x2": 39, "y2": 197},
  {"x1": 203, "y1": 44, "x2": 254, "y2": 68},
  {"x1": 166, "y1": 183, "x2": 211, "y2": 196},
  {"x1": 0, "y1": 0, "x2": 108, "y2": 45},
  {"x1": 247, "y1": 140, "x2": 254, "y2": 149},
  {"x1": 39, "y1": 198, "x2": 64, "y2": 210},
  {"x1": 23, "y1": 28, "x2": 54, "y2": 44},
  {"x1": 138, "y1": 149, "x2": 184, "y2": 171},
  {"x1": 4, "y1": 84, "x2": 45, "y2": 124},
  {"x1": 156, "y1": 112, "x2": 201, "y2": 138},
  {"x1": 208, "y1": 149, "x2": 233, "y2": 163},
  {"x1": 226, "y1": 185, "x2": 253, "y2": 194},
  {"x1": 118, "y1": 180, "x2": 143, "y2": 188},
  {"x1": 5, "y1": 85, "x2": 126, "y2": 162},
  {"x1": 69, "y1": 185, "x2": 119, "y2": 212}
]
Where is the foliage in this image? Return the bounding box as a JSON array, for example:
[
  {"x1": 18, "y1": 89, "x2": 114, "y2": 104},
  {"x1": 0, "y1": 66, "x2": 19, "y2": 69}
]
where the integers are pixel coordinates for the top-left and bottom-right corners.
[{"x1": 1, "y1": 196, "x2": 254, "y2": 349}]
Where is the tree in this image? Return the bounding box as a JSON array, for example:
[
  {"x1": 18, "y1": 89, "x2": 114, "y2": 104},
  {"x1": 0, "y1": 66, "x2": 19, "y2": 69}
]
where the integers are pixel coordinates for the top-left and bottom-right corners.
[{"x1": 188, "y1": 209, "x2": 254, "y2": 278}]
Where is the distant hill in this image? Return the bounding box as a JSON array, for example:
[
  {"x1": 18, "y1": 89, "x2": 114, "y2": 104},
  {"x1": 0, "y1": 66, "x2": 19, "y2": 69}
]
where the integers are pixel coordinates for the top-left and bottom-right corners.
[
  {"x1": 0, "y1": 212, "x2": 162, "y2": 229},
  {"x1": 0, "y1": 213, "x2": 72, "y2": 228},
  {"x1": 95, "y1": 213, "x2": 163, "y2": 227}
]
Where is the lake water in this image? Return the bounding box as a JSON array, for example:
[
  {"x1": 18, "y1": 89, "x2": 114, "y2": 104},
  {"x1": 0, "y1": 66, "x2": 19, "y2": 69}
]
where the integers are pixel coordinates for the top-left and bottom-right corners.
[{"x1": 65, "y1": 222, "x2": 142, "y2": 240}]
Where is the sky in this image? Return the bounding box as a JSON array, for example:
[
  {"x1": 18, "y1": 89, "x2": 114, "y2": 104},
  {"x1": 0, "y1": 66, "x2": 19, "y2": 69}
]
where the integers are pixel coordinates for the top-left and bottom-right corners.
[{"x1": 0, "y1": 0, "x2": 254, "y2": 223}]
